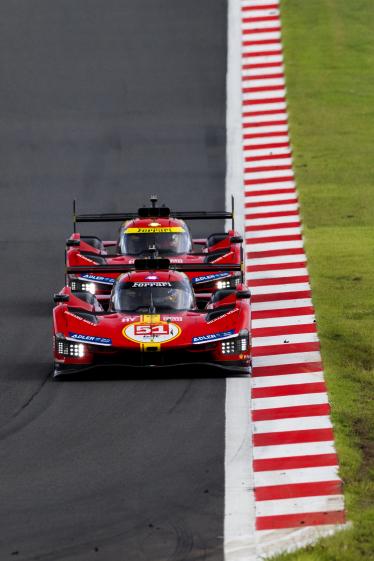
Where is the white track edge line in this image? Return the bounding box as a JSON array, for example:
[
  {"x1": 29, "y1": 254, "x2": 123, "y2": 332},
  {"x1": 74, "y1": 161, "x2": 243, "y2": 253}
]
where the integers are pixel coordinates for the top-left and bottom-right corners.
[{"x1": 225, "y1": 1, "x2": 256, "y2": 560}]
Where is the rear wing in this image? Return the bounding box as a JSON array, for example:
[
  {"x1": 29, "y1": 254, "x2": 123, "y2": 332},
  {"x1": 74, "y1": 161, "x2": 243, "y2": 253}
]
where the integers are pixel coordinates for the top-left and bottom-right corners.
[
  {"x1": 72, "y1": 195, "x2": 235, "y2": 231},
  {"x1": 67, "y1": 258, "x2": 241, "y2": 275}
]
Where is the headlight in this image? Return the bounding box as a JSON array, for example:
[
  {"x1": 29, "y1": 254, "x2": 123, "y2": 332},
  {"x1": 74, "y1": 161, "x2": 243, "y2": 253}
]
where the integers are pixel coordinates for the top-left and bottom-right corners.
[
  {"x1": 70, "y1": 279, "x2": 96, "y2": 294},
  {"x1": 85, "y1": 283, "x2": 96, "y2": 295},
  {"x1": 56, "y1": 339, "x2": 85, "y2": 358},
  {"x1": 217, "y1": 279, "x2": 231, "y2": 290},
  {"x1": 221, "y1": 330, "x2": 249, "y2": 355},
  {"x1": 216, "y1": 274, "x2": 241, "y2": 290},
  {"x1": 221, "y1": 339, "x2": 236, "y2": 354}
]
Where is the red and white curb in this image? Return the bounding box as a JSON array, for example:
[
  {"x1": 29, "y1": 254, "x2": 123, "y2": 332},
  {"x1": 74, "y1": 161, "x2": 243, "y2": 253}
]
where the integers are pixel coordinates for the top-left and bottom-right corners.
[{"x1": 225, "y1": 0, "x2": 347, "y2": 558}]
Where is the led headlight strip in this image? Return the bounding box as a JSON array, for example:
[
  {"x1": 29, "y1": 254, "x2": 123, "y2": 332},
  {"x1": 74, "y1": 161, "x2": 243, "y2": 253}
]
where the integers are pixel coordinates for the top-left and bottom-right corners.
[
  {"x1": 221, "y1": 330, "x2": 249, "y2": 354},
  {"x1": 69, "y1": 279, "x2": 97, "y2": 294},
  {"x1": 216, "y1": 274, "x2": 241, "y2": 290},
  {"x1": 56, "y1": 339, "x2": 85, "y2": 358}
]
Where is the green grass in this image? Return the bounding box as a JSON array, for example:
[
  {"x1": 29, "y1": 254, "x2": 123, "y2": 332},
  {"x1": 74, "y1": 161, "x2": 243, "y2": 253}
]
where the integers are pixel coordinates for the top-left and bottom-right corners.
[{"x1": 269, "y1": 1, "x2": 374, "y2": 559}]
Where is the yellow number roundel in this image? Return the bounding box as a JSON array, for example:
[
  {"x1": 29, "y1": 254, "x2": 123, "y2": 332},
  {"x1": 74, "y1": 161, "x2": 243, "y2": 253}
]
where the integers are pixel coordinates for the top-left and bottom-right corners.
[{"x1": 122, "y1": 321, "x2": 181, "y2": 344}]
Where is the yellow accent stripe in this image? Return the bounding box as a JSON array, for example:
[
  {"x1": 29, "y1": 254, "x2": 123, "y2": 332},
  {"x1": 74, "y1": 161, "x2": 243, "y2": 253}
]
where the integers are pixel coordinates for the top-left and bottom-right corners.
[
  {"x1": 141, "y1": 342, "x2": 161, "y2": 352},
  {"x1": 125, "y1": 227, "x2": 185, "y2": 234},
  {"x1": 142, "y1": 314, "x2": 161, "y2": 323}
]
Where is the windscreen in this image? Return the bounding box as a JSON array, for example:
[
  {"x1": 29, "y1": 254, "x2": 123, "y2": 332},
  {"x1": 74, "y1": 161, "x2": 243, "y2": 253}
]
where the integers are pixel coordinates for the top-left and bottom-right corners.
[
  {"x1": 119, "y1": 230, "x2": 192, "y2": 256},
  {"x1": 111, "y1": 279, "x2": 195, "y2": 312}
]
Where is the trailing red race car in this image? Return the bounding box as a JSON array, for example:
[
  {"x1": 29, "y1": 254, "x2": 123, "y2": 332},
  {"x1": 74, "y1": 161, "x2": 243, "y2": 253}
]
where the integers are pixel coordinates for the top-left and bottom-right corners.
[
  {"x1": 65, "y1": 195, "x2": 244, "y2": 303},
  {"x1": 53, "y1": 258, "x2": 251, "y2": 379}
]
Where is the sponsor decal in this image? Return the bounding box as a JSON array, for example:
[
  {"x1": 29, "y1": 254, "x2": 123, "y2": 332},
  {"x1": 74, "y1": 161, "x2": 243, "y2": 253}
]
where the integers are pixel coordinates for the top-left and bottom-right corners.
[
  {"x1": 125, "y1": 227, "x2": 185, "y2": 234},
  {"x1": 192, "y1": 329, "x2": 236, "y2": 345},
  {"x1": 211, "y1": 251, "x2": 234, "y2": 263},
  {"x1": 68, "y1": 332, "x2": 112, "y2": 346},
  {"x1": 122, "y1": 320, "x2": 181, "y2": 344},
  {"x1": 162, "y1": 316, "x2": 183, "y2": 322},
  {"x1": 133, "y1": 281, "x2": 172, "y2": 287},
  {"x1": 169, "y1": 258, "x2": 183, "y2": 263},
  {"x1": 146, "y1": 275, "x2": 159, "y2": 280},
  {"x1": 207, "y1": 308, "x2": 238, "y2": 324},
  {"x1": 77, "y1": 253, "x2": 98, "y2": 264},
  {"x1": 191, "y1": 272, "x2": 231, "y2": 284},
  {"x1": 122, "y1": 316, "x2": 139, "y2": 322},
  {"x1": 65, "y1": 311, "x2": 97, "y2": 327},
  {"x1": 79, "y1": 274, "x2": 115, "y2": 285}
]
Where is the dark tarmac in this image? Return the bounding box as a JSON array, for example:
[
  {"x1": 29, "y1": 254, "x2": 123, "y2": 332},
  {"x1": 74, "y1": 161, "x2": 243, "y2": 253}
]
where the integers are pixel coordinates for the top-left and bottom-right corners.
[{"x1": 0, "y1": 1, "x2": 227, "y2": 560}]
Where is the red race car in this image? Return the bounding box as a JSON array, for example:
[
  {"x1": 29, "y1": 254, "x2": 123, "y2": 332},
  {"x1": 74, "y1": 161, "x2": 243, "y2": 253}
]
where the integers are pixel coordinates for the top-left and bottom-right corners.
[
  {"x1": 53, "y1": 258, "x2": 251, "y2": 379},
  {"x1": 65, "y1": 195, "x2": 244, "y2": 304}
]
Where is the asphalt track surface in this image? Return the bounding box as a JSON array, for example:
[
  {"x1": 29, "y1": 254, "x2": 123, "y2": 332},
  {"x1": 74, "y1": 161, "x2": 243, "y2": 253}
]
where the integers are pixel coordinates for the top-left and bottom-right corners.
[{"x1": 0, "y1": 2, "x2": 227, "y2": 560}]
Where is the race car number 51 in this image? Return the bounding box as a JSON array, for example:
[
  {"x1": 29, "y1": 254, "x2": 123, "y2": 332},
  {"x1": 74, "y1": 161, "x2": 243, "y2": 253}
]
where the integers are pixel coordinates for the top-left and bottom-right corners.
[
  {"x1": 134, "y1": 324, "x2": 169, "y2": 336},
  {"x1": 122, "y1": 321, "x2": 181, "y2": 344}
]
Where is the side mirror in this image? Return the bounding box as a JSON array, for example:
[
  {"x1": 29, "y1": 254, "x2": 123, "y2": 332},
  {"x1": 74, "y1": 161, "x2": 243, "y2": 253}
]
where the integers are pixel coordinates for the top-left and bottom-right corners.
[
  {"x1": 211, "y1": 289, "x2": 236, "y2": 304},
  {"x1": 66, "y1": 239, "x2": 80, "y2": 247},
  {"x1": 237, "y1": 290, "x2": 251, "y2": 299},
  {"x1": 54, "y1": 294, "x2": 69, "y2": 303},
  {"x1": 230, "y1": 235, "x2": 243, "y2": 244}
]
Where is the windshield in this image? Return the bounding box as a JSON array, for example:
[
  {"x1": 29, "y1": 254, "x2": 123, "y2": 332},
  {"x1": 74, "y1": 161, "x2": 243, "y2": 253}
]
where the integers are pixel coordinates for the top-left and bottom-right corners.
[
  {"x1": 111, "y1": 279, "x2": 195, "y2": 312},
  {"x1": 119, "y1": 230, "x2": 192, "y2": 256}
]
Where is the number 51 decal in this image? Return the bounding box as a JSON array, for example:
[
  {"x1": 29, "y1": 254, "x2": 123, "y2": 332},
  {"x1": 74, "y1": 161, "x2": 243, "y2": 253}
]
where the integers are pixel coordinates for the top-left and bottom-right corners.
[
  {"x1": 122, "y1": 321, "x2": 181, "y2": 344},
  {"x1": 134, "y1": 324, "x2": 170, "y2": 336}
]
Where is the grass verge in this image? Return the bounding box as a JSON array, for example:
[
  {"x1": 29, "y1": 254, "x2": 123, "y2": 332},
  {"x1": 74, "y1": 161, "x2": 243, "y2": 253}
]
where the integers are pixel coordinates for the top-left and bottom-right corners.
[{"x1": 271, "y1": 1, "x2": 374, "y2": 559}]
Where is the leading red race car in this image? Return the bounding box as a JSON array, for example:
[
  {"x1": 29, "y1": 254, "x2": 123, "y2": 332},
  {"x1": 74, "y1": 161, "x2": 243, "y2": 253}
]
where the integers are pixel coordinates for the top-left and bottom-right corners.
[
  {"x1": 53, "y1": 258, "x2": 251, "y2": 379},
  {"x1": 65, "y1": 195, "x2": 244, "y2": 305}
]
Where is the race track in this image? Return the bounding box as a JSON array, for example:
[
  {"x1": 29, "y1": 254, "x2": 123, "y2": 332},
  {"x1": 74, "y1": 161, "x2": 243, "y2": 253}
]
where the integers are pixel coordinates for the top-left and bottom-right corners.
[{"x1": 0, "y1": 2, "x2": 228, "y2": 559}]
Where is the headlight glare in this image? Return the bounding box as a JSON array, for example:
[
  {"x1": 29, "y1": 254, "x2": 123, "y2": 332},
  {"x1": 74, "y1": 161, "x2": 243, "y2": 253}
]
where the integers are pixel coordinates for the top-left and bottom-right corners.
[
  {"x1": 216, "y1": 275, "x2": 241, "y2": 290},
  {"x1": 69, "y1": 279, "x2": 96, "y2": 294},
  {"x1": 85, "y1": 283, "x2": 96, "y2": 295},
  {"x1": 56, "y1": 339, "x2": 86, "y2": 358},
  {"x1": 217, "y1": 279, "x2": 231, "y2": 290},
  {"x1": 221, "y1": 339, "x2": 236, "y2": 354},
  {"x1": 221, "y1": 330, "x2": 249, "y2": 355}
]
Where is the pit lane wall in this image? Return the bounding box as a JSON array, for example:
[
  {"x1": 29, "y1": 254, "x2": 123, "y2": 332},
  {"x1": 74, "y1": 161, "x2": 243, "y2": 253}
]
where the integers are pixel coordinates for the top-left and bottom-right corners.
[{"x1": 226, "y1": 0, "x2": 347, "y2": 558}]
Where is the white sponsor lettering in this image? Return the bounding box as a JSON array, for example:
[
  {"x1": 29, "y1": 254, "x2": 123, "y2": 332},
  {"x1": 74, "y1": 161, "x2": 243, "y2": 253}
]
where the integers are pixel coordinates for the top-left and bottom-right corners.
[{"x1": 133, "y1": 282, "x2": 172, "y2": 287}]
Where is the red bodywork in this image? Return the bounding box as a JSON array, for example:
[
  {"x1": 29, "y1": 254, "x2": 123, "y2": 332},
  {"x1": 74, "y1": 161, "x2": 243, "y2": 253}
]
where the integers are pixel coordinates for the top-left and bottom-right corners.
[
  {"x1": 66, "y1": 216, "x2": 244, "y2": 300},
  {"x1": 53, "y1": 267, "x2": 251, "y2": 378}
]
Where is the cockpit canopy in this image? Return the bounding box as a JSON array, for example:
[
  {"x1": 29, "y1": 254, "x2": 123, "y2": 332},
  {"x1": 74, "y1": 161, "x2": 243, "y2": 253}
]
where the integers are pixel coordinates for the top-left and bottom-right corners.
[
  {"x1": 111, "y1": 276, "x2": 195, "y2": 313},
  {"x1": 118, "y1": 223, "x2": 192, "y2": 256}
]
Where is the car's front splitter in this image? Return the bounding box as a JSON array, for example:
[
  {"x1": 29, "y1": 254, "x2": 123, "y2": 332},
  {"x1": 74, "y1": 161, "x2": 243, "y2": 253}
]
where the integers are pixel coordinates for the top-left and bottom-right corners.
[{"x1": 53, "y1": 360, "x2": 251, "y2": 380}]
